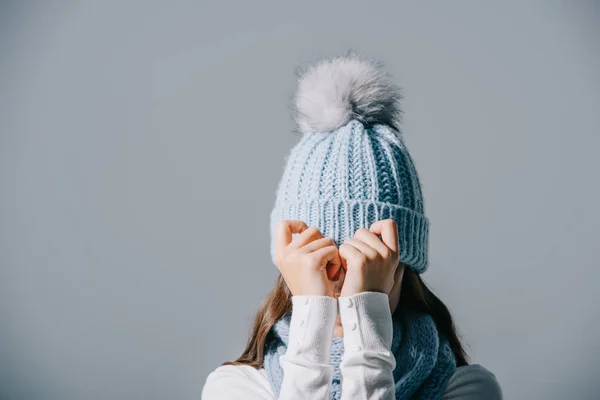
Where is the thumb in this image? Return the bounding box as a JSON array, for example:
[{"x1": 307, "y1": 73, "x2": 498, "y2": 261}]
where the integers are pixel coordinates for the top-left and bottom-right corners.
[{"x1": 325, "y1": 249, "x2": 342, "y2": 280}]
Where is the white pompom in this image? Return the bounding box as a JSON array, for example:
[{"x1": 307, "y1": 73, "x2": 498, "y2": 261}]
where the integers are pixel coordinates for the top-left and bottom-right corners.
[{"x1": 291, "y1": 49, "x2": 403, "y2": 134}]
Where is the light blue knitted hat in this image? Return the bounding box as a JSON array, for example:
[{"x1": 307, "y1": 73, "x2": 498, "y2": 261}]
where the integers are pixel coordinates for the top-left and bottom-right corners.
[{"x1": 269, "y1": 50, "x2": 430, "y2": 273}]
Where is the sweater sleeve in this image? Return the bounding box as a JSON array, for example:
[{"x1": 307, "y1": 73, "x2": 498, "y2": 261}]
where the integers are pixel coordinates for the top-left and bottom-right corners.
[
  {"x1": 338, "y1": 291, "x2": 396, "y2": 400},
  {"x1": 278, "y1": 295, "x2": 339, "y2": 400},
  {"x1": 201, "y1": 365, "x2": 274, "y2": 399},
  {"x1": 202, "y1": 295, "x2": 338, "y2": 400}
]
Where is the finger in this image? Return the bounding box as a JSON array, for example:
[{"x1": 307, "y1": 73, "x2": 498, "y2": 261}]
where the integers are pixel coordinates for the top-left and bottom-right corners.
[
  {"x1": 311, "y1": 245, "x2": 342, "y2": 274},
  {"x1": 288, "y1": 226, "x2": 324, "y2": 249},
  {"x1": 369, "y1": 219, "x2": 399, "y2": 254},
  {"x1": 275, "y1": 220, "x2": 309, "y2": 256},
  {"x1": 302, "y1": 238, "x2": 342, "y2": 279},
  {"x1": 300, "y1": 236, "x2": 336, "y2": 254},
  {"x1": 332, "y1": 266, "x2": 342, "y2": 281},
  {"x1": 339, "y1": 240, "x2": 368, "y2": 268},
  {"x1": 329, "y1": 241, "x2": 342, "y2": 277},
  {"x1": 353, "y1": 227, "x2": 389, "y2": 257},
  {"x1": 342, "y1": 237, "x2": 379, "y2": 259},
  {"x1": 326, "y1": 253, "x2": 342, "y2": 280}
]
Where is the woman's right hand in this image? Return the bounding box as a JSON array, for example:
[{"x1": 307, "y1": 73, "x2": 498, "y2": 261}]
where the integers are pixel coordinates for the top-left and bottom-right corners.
[{"x1": 274, "y1": 220, "x2": 342, "y2": 297}]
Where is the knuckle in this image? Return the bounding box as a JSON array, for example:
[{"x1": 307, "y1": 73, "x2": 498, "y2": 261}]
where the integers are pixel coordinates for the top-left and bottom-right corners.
[
  {"x1": 355, "y1": 227, "x2": 369, "y2": 236},
  {"x1": 357, "y1": 253, "x2": 368, "y2": 265},
  {"x1": 314, "y1": 237, "x2": 326, "y2": 246},
  {"x1": 305, "y1": 226, "x2": 320, "y2": 236},
  {"x1": 296, "y1": 220, "x2": 308, "y2": 230},
  {"x1": 356, "y1": 263, "x2": 367, "y2": 272},
  {"x1": 381, "y1": 247, "x2": 391, "y2": 260},
  {"x1": 304, "y1": 253, "x2": 320, "y2": 267}
]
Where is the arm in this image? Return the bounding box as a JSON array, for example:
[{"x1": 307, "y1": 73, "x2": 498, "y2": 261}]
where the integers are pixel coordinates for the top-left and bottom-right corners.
[
  {"x1": 338, "y1": 291, "x2": 396, "y2": 400},
  {"x1": 202, "y1": 365, "x2": 274, "y2": 400},
  {"x1": 268, "y1": 220, "x2": 345, "y2": 399},
  {"x1": 202, "y1": 295, "x2": 338, "y2": 400},
  {"x1": 279, "y1": 295, "x2": 339, "y2": 400}
]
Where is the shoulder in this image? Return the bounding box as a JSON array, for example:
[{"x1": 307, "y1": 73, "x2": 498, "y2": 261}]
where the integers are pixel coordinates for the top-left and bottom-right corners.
[
  {"x1": 442, "y1": 364, "x2": 503, "y2": 400},
  {"x1": 205, "y1": 364, "x2": 267, "y2": 382},
  {"x1": 202, "y1": 364, "x2": 273, "y2": 400}
]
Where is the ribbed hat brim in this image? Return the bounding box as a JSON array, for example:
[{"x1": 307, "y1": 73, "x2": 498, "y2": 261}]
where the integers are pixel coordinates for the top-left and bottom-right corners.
[{"x1": 270, "y1": 198, "x2": 429, "y2": 273}]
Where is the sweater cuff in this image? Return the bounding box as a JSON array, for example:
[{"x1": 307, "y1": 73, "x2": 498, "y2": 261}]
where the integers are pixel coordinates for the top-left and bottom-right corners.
[
  {"x1": 338, "y1": 291, "x2": 393, "y2": 353},
  {"x1": 285, "y1": 295, "x2": 338, "y2": 364}
]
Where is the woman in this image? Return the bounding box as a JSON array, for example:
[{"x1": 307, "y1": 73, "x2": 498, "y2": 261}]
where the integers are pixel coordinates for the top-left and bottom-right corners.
[{"x1": 202, "y1": 50, "x2": 502, "y2": 399}]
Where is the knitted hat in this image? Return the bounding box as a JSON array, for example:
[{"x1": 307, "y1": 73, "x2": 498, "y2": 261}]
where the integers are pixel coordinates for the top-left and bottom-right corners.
[{"x1": 269, "y1": 50, "x2": 430, "y2": 273}]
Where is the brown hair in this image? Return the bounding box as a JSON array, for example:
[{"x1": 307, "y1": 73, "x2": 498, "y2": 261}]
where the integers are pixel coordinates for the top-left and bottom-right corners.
[{"x1": 222, "y1": 267, "x2": 469, "y2": 368}]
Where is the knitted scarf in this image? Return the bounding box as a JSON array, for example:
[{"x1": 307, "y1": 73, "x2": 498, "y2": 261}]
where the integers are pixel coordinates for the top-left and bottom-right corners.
[{"x1": 264, "y1": 311, "x2": 456, "y2": 400}]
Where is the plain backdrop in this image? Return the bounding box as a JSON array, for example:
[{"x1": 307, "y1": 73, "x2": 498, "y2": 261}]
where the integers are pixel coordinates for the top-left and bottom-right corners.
[{"x1": 1, "y1": 1, "x2": 599, "y2": 399}]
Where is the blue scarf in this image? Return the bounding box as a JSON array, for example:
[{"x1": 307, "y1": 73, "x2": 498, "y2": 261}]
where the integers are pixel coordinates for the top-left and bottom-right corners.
[{"x1": 264, "y1": 311, "x2": 456, "y2": 399}]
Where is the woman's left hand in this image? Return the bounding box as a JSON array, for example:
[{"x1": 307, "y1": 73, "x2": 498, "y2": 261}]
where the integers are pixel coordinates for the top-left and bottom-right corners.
[{"x1": 339, "y1": 219, "x2": 400, "y2": 297}]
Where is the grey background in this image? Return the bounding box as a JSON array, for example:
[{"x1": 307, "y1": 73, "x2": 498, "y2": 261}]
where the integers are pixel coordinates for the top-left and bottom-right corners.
[{"x1": 1, "y1": 1, "x2": 599, "y2": 399}]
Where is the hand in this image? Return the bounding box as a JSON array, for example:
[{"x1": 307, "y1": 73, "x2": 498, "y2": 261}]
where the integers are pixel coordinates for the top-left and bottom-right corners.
[
  {"x1": 338, "y1": 219, "x2": 400, "y2": 297},
  {"x1": 274, "y1": 220, "x2": 343, "y2": 297}
]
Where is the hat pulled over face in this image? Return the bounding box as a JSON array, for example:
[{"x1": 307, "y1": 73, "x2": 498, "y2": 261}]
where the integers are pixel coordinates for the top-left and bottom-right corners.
[{"x1": 269, "y1": 50, "x2": 429, "y2": 274}]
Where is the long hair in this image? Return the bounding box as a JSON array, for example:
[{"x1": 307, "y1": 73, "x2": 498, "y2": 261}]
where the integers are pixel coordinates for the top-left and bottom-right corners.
[{"x1": 222, "y1": 266, "x2": 469, "y2": 368}]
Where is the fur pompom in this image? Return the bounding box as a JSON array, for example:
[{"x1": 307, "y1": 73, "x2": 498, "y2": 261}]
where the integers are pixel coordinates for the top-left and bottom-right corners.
[{"x1": 290, "y1": 49, "x2": 403, "y2": 134}]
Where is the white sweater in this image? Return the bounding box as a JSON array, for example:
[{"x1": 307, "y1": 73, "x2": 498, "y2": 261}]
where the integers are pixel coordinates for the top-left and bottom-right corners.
[{"x1": 202, "y1": 292, "x2": 502, "y2": 400}]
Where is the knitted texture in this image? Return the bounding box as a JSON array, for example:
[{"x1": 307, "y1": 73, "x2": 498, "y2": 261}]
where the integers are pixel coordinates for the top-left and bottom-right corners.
[
  {"x1": 269, "y1": 120, "x2": 429, "y2": 273},
  {"x1": 269, "y1": 51, "x2": 430, "y2": 273},
  {"x1": 264, "y1": 311, "x2": 456, "y2": 399}
]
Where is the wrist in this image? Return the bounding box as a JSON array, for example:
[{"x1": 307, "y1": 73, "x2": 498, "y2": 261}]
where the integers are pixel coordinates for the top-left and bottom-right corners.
[
  {"x1": 286, "y1": 295, "x2": 339, "y2": 363},
  {"x1": 338, "y1": 291, "x2": 394, "y2": 352},
  {"x1": 340, "y1": 287, "x2": 387, "y2": 297}
]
